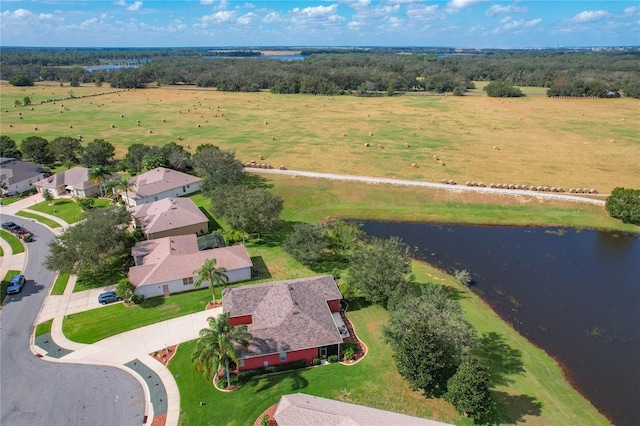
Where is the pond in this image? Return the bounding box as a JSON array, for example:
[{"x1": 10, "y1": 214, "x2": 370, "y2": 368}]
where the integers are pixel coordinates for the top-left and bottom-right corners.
[{"x1": 360, "y1": 221, "x2": 640, "y2": 426}]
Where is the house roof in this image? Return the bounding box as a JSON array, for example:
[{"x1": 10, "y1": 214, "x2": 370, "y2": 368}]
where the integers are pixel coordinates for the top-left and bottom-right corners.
[
  {"x1": 35, "y1": 167, "x2": 94, "y2": 190},
  {"x1": 274, "y1": 393, "x2": 452, "y2": 426},
  {"x1": 128, "y1": 167, "x2": 201, "y2": 200},
  {"x1": 132, "y1": 197, "x2": 208, "y2": 235},
  {"x1": 223, "y1": 276, "x2": 343, "y2": 358},
  {"x1": 0, "y1": 158, "x2": 45, "y2": 186},
  {"x1": 128, "y1": 234, "x2": 252, "y2": 287}
]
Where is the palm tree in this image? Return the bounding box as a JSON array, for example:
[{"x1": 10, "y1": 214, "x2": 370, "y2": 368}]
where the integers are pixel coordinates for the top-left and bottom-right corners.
[
  {"x1": 191, "y1": 313, "x2": 251, "y2": 388},
  {"x1": 193, "y1": 258, "x2": 228, "y2": 305},
  {"x1": 88, "y1": 165, "x2": 112, "y2": 198},
  {"x1": 112, "y1": 177, "x2": 134, "y2": 207}
]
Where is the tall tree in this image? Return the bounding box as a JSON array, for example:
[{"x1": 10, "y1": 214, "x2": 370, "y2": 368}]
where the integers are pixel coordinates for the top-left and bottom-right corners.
[
  {"x1": 115, "y1": 177, "x2": 135, "y2": 207},
  {"x1": 0, "y1": 135, "x2": 22, "y2": 159},
  {"x1": 81, "y1": 138, "x2": 115, "y2": 166},
  {"x1": 125, "y1": 144, "x2": 162, "y2": 172},
  {"x1": 347, "y1": 236, "x2": 414, "y2": 308},
  {"x1": 193, "y1": 258, "x2": 228, "y2": 305},
  {"x1": 605, "y1": 187, "x2": 640, "y2": 225},
  {"x1": 45, "y1": 207, "x2": 132, "y2": 277},
  {"x1": 89, "y1": 166, "x2": 112, "y2": 197},
  {"x1": 21, "y1": 136, "x2": 53, "y2": 164},
  {"x1": 445, "y1": 356, "x2": 494, "y2": 422},
  {"x1": 328, "y1": 220, "x2": 365, "y2": 258},
  {"x1": 193, "y1": 146, "x2": 244, "y2": 192},
  {"x1": 284, "y1": 222, "x2": 328, "y2": 266},
  {"x1": 191, "y1": 313, "x2": 251, "y2": 388},
  {"x1": 383, "y1": 285, "x2": 477, "y2": 396},
  {"x1": 161, "y1": 141, "x2": 192, "y2": 172},
  {"x1": 51, "y1": 136, "x2": 84, "y2": 163}
]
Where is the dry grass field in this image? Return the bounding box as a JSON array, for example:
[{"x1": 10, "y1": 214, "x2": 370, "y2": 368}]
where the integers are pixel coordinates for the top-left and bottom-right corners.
[{"x1": 1, "y1": 83, "x2": 638, "y2": 193}]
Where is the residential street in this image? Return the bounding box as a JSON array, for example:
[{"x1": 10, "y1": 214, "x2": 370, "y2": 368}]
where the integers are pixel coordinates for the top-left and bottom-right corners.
[{"x1": 0, "y1": 216, "x2": 145, "y2": 426}]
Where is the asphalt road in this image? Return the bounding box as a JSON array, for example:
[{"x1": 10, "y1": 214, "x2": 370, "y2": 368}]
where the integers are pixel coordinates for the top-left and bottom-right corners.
[{"x1": 0, "y1": 216, "x2": 145, "y2": 426}]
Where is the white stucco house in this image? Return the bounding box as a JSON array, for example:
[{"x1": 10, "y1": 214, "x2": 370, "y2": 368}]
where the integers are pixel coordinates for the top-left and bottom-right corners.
[
  {"x1": 128, "y1": 234, "x2": 252, "y2": 299},
  {"x1": 122, "y1": 167, "x2": 202, "y2": 207},
  {"x1": 0, "y1": 158, "x2": 47, "y2": 196},
  {"x1": 34, "y1": 166, "x2": 119, "y2": 198}
]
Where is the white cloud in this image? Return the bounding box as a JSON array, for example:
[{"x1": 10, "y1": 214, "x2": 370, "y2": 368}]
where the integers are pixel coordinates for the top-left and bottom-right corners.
[
  {"x1": 199, "y1": 10, "x2": 236, "y2": 25},
  {"x1": 200, "y1": 0, "x2": 215, "y2": 4},
  {"x1": 569, "y1": 10, "x2": 611, "y2": 23},
  {"x1": 406, "y1": 4, "x2": 440, "y2": 20},
  {"x1": 3, "y1": 8, "x2": 34, "y2": 19},
  {"x1": 168, "y1": 19, "x2": 186, "y2": 32},
  {"x1": 237, "y1": 12, "x2": 256, "y2": 25},
  {"x1": 127, "y1": 1, "x2": 142, "y2": 12},
  {"x1": 446, "y1": 0, "x2": 487, "y2": 11},
  {"x1": 486, "y1": 2, "x2": 527, "y2": 17},
  {"x1": 492, "y1": 16, "x2": 541, "y2": 34},
  {"x1": 292, "y1": 4, "x2": 339, "y2": 20},
  {"x1": 623, "y1": 6, "x2": 638, "y2": 15}
]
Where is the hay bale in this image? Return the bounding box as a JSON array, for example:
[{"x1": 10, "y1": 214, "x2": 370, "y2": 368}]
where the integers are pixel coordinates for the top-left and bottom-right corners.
[
  {"x1": 610, "y1": 139, "x2": 616, "y2": 143},
  {"x1": 558, "y1": 188, "x2": 565, "y2": 192},
  {"x1": 515, "y1": 185, "x2": 522, "y2": 190},
  {"x1": 466, "y1": 181, "x2": 472, "y2": 186},
  {"x1": 270, "y1": 136, "x2": 275, "y2": 141},
  {"x1": 279, "y1": 165, "x2": 286, "y2": 170},
  {"x1": 478, "y1": 182, "x2": 485, "y2": 187},
  {"x1": 377, "y1": 144, "x2": 383, "y2": 149},
  {"x1": 197, "y1": 124, "x2": 201, "y2": 128},
  {"x1": 590, "y1": 189, "x2": 598, "y2": 194},
  {"x1": 259, "y1": 155, "x2": 264, "y2": 160},
  {"x1": 530, "y1": 186, "x2": 537, "y2": 191},
  {"x1": 404, "y1": 143, "x2": 410, "y2": 147},
  {"x1": 121, "y1": 114, "x2": 124, "y2": 118},
  {"x1": 433, "y1": 155, "x2": 439, "y2": 160},
  {"x1": 569, "y1": 188, "x2": 576, "y2": 193},
  {"x1": 364, "y1": 143, "x2": 370, "y2": 147},
  {"x1": 411, "y1": 163, "x2": 418, "y2": 168},
  {"x1": 8, "y1": 124, "x2": 12, "y2": 128},
  {"x1": 148, "y1": 130, "x2": 153, "y2": 134},
  {"x1": 410, "y1": 132, "x2": 416, "y2": 135},
  {"x1": 576, "y1": 188, "x2": 584, "y2": 193},
  {"x1": 552, "y1": 187, "x2": 559, "y2": 192},
  {"x1": 111, "y1": 124, "x2": 115, "y2": 128},
  {"x1": 458, "y1": 126, "x2": 463, "y2": 129},
  {"x1": 264, "y1": 121, "x2": 268, "y2": 125},
  {"x1": 442, "y1": 179, "x2": 448, "y2": 184},
  {"x1": 369, "y1": 132, "x2": 373, "y2": 136},
  {"x1": 34, "y1": 127, "x2": 38, "y2": 131},
  {"x1": 448, "y1": 180, "x2": 456, "y2": 185},
  {"x1": 343, "y1": 132, "x2": 347, "y2": 137},
  {"x1": 493, "y1": 146, "x2": 500, "y2": 150},
  {"x1": 439, "y1": 160, "x2": 445, "y2": 166}
]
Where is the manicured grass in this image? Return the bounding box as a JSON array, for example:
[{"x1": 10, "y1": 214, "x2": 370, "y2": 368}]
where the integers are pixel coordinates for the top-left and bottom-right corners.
[
  {"x1": 1, "y1": 270, "x2": 21, "y2": 303},
  {"x1": 63, "y1": 287, "x2": 213, "y2": 344},
  {"x1": 16, "y1": 210, "x2": 62, "y2": 228},
  {"x1": 74, "y1": 269, "x2": 127, "y2": 293},
  {"x1": 50, "y1": 272, "x2": 70, "y2": 296},
  {"x1": 29, "y1": 198, "x2": 112, "y2": 224},
  {"x1": 0, "y1": 195, "x2": 23, "y2": 205},
  {"x1": 35, "y1": 319, "x2": 53, "y2": 337},
  {"x1": 0, "y1": 230, "x2": 25, "y2": 254},
  {"x1": 168, "y1": 301, "x2": 467, "y2": 426}
]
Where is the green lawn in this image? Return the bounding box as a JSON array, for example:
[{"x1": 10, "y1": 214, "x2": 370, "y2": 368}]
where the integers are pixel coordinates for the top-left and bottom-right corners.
[
  {"x1": 35, "y1": 319, "x2": 53, "y2": 337},
  {"x1": 29, "y1": 198, "x2": 112, "y2": 224},
  {"x1": 1, "y1": 270, "x2": 22, "y2": 302},
  {"x1": 16, "y1": 210, "x2": 62, "y2": 228},
  {"x1": 50, "y1": 273, "x2": 70, "y2": 296},
  {"x1": 0, "y1": 230, "x2": 25, "y2": 254},
  {"x1": 63, "y1": 287, "x2": 214, "y2": 343}
]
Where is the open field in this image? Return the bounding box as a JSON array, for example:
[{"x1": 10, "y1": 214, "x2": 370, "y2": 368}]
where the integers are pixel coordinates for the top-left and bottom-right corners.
[{"x1": 1, "y1": 83, "x2": 638, "y2": 194}]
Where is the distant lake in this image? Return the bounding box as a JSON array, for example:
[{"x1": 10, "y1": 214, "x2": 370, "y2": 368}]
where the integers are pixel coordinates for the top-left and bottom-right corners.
[
  {"x1": 360, "y1": 221, "x2": 640, "y2": 426},
  {"x1": 204, "y1": 55, "x2": 307, "y2": 61},
  {"x1": 84, "y1": 60, "x2": 150, "y2": 72}
]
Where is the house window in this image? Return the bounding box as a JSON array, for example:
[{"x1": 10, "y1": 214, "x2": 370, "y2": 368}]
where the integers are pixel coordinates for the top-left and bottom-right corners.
[
  {"x1": 182, "y1": 277, "x2": 194, "y2": 286},
  {"x1": 263, "y1": 361, "x2": 269, "y2": 368},
  {"x1": 182, "y1": 186, "x2": 186, "y2": 193},
  {"x1": 279, "y1": 352, "x2": 287, "y2": 362},
  {"x1": 239, "y1": 358, "x2": 244, "y2": 367}
]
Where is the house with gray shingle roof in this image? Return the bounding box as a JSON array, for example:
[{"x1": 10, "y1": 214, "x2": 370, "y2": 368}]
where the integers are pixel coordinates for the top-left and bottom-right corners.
[
  {"x1": 122, "y1": 167, "x2": 201, "y2": 207},
  {"x1": 128, "y1": 234, "x2": 252, "y2": 298},
  {"x1": 0, "y1": 157, "x2": 47, "y2": 196},
  {"x1": 132, "y1": 197, "x2": 208, "y2": 240},
  {"x1": 223, "y1": 275, "x2": 344, "y2": 370},
  {"x1": 274, "y1": 393, "x2": 452, "y2": 426}
]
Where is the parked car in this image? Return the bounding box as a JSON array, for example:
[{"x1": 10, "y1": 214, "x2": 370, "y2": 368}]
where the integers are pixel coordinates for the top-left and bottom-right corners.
[
  {"x1": 6, "y1": 274, "x2": 26, "y2": 295},
  {"x1": 98, "y1": 291, "x2": 122, "y2": 305},
  {"x1": 2, "y1": 222, "x2": 20, "y2": 231}
]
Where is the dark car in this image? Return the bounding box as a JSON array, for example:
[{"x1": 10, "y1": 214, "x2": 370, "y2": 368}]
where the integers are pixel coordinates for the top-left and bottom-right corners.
[
  {"x1": 98, "y1": 291, "x2": 122, "y2": 305},
  {"x1": 7, "y1": 274, "x2": 26, "y2": 295},
  {"x1": 2, "y1": 222, "x2": 20, "y2": 231}
]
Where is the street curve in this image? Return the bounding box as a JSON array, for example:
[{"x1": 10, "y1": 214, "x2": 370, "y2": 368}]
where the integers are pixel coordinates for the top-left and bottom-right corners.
[{"x1": 0, "y1": 216, "x2": 145, "y2": 426}]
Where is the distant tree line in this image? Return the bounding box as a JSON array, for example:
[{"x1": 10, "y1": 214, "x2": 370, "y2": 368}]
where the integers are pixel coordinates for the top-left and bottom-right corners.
[{"x1": 2, "y1": 47, "x2": 639, "y2": 97}]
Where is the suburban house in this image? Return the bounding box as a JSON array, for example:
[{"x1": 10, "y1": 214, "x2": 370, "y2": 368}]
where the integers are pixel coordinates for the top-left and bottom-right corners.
[
  {"x1": 128, "y1": 234, "x2": 252, "y2": 299},
  {"x1": 223, "y1": 275, "x2": 346, "y2": 371},
  {"x1": 274, "y1": 393, "x2": 451, "y2": 426},
  {"x1": 122, "y1": 167, "x2": 201, "y2": 207},
  {"x1": 132, "y1": 197, "x2": 208, "y2": 240},
  {"x1": 34, "y1": 166, "x2": 118, "y2": 198},
  {"x1": 0, "y1": 157, "x2": 47, "y2": 196}
]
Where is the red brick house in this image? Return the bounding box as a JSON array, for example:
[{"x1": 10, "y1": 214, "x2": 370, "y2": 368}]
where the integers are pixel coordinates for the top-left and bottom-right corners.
[{"x1": 222, "y1": 275, "x2": 344, "y2": 371}]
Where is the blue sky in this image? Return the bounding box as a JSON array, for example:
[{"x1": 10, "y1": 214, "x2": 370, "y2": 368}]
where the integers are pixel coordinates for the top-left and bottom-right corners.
[{"x1": 1, "y1": 1, "x2": 638, "y2": 48}]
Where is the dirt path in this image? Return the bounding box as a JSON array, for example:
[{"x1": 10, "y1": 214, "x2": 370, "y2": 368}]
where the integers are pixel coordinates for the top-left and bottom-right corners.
[{"x1": 245, "y1": 168, "x2": 606, "y2": 206}]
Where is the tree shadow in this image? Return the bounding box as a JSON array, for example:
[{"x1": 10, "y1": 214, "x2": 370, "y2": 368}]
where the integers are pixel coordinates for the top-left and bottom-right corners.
[
  {"x1": 343, "y1": 297, "x2": 371, "y2": 312},
  {"x1": 250, "y1": 256, "x2": 272, "y2": 280},
  {"x1": 308, "y1": 251, "x2": 349, "y2": 276},
  {"x1": 139, "y1": 295, "x2": 168, "y2": 309},
  {"x1": 243, "y1": 173, "x2": 274, "y2": 189},
  {"x1": 488, "y1": 391, "x2": 543, "y2": 425},
  {"x1": 474, "y1": 332, "x2": 525, "y2": 387},
  {"x1": 198, "y1": 207, "x2": 222, "y2": 232},
  {"x1": 440, "y1": 284, "x2": 468, "y2": 301},
  {"x1": 247, "y1": 369, "x2": 309, "y2": 394}
]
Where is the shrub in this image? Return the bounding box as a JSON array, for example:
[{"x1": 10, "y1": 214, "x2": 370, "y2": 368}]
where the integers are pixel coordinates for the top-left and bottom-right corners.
[
  {"x1": 260, "y1": 414, "x2": 271, "y2": 426},
  {"x1": 312, "y1": 358, "x2": 321, "y2": 366},
  {"x1": 131, "y1": 294, "x2": 145, "y2": 304},
  {"x1": 328, "y1": 355, "x2": 339, "y2": 363},
  {"x1": 342, "y1": 342, "x2": 358, "y2": 360}
]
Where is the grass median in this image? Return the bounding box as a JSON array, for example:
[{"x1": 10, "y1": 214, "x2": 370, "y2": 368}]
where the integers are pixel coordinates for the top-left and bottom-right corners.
[
  {"x1": 16, "y1": 210, "x2": 62, "y2": 228},
  {"x1": 0, "y1": 230, "x2": 25, "y2": 254}
]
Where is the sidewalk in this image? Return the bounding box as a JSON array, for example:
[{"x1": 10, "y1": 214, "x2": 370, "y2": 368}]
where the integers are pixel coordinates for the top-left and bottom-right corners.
[{"x1": 2, "y1": 193, "x2": 212, "y2": 426}]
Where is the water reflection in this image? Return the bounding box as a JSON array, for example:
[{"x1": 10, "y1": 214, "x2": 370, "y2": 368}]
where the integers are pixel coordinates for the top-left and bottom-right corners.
[{"x1": 360, "y1": 221, "x2": 640, "y2": 426}]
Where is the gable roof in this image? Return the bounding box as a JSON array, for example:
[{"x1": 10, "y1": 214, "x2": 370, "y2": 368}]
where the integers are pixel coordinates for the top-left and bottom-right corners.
[
  {"x1": 128, "y1": 234, "x2": 252, "y2": 287},
  {"x1": 132, "y1": 197, "x2": 208, "y2": 235},
  {"x1": 128, "y1": 167, "x2": 201, "y2": 199},
  {"x1": 35, "y1": 167, "x2": 95, "y2": 190},
  {"x1": 223, "y1": 276, "x2": 343, "y2": 358},
  {"x1": 275, "y1": 393, "x2": 451, "y2": 426},
  {"x1": 0, "y1": 158, "x2": 45, "y2": 185}
]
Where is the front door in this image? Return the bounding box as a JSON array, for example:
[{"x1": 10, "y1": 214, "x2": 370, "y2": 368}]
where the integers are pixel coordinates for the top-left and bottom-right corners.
[
  {"x1": 319, "y1": 347, "x2": 327, "y2": 359},
  {"x1": 163, "y1": 285, "x2": 170, "y2": 297}
]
